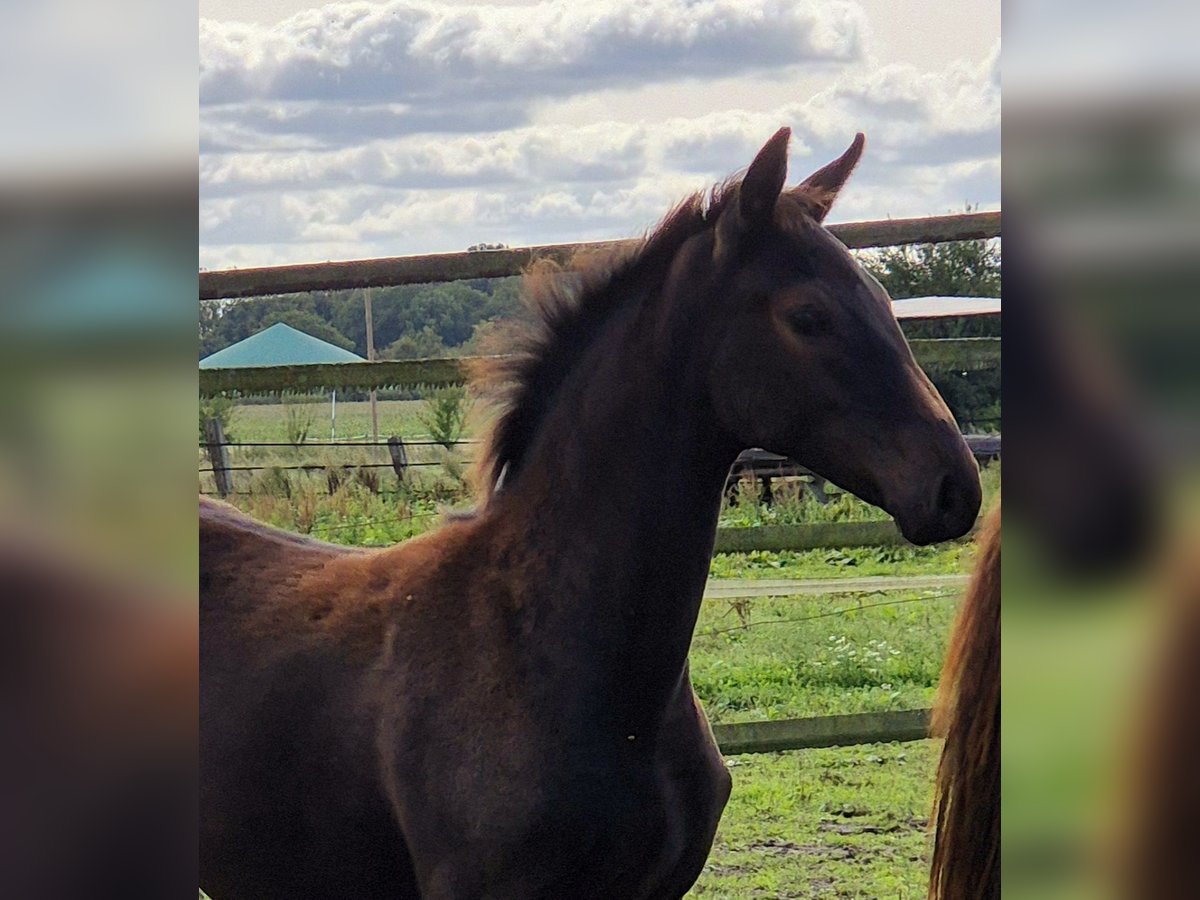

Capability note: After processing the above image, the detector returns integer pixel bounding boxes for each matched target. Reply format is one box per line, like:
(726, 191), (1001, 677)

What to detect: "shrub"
(284, 400), (315, 444)
(199, 395), (238, 441)
(418, 386), (473, 450)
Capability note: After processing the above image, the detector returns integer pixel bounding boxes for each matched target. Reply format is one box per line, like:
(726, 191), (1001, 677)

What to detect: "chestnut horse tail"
(928, 504), (1000, 900)
(1119, 549), (1200, 899)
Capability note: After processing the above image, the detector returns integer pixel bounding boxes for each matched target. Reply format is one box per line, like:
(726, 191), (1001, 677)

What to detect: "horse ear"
(715, 127), (790, 263)
(740, 126), (791, 225)
(794, 132), (865, 222)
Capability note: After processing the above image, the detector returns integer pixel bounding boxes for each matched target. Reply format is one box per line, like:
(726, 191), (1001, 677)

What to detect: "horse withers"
(201, 127), (981, 899)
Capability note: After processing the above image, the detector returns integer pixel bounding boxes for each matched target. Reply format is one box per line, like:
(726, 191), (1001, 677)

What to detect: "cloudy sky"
(199, 0), (999, 270)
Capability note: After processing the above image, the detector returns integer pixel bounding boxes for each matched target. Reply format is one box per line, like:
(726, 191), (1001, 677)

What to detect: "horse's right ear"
(794, 132), (865, 222)
(715, 127), (790, 263)
(740, 127), (791, 225)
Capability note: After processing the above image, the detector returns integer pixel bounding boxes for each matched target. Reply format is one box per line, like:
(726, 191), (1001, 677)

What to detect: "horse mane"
(468, 185), (726, 497)
(470, 177), (826, 500)
(929, 503), (1001, 900)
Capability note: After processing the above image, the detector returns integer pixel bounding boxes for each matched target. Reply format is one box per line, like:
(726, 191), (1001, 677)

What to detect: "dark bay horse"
(926, 256), (1165, 899)
(201, 128), (981, 899)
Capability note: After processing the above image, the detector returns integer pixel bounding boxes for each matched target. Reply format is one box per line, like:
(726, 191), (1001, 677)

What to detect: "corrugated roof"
(200, 322), (366, 368)
(893, 296), (1001, 319)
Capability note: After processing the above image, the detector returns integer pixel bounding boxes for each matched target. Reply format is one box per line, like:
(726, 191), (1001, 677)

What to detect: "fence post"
(807, 474), (830, 505)
(203, 417), (232, 498)
(387, 436), (408, 486)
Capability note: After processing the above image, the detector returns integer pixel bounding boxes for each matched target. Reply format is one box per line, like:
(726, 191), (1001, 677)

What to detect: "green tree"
(858, 234), (1002, 431)
(199, 395), (237, 441)
(199, 277), (528, 361)
(273, 310), (357, 351)
(380, 326), (450, 360)
(861, 238), (1000, 302)
(200, 294), (324, 358)
(459, 319), (507, 356)
(418, 386), (473, 449)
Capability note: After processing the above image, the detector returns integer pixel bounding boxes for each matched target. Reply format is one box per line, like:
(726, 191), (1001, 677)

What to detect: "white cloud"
(199, 2), (999, 269)
(201, 0), (865, 115)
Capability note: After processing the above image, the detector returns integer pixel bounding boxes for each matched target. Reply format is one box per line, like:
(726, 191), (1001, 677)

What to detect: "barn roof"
(892, 296), (1001, 319)
(200, 322), (365, 368)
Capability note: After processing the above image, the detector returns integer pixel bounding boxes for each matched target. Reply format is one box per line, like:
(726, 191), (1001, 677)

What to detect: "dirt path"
(702, 573), (967, 599)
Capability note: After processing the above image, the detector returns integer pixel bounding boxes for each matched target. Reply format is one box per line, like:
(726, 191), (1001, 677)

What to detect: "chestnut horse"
(200, 128), (982, 899)
(926, 248), (1165, 899)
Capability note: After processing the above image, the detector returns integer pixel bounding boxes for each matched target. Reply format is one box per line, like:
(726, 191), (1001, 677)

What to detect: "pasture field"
(692, 586), (957, 723)
(688, 586), (956, 896)
(227, 398), (433, 443)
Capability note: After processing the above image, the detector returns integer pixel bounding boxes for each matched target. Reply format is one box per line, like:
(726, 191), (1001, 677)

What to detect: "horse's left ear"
(715, 127), (790, 263)
(794, 132), (865, 222)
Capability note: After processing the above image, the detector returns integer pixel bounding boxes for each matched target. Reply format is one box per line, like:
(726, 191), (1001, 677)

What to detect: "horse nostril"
(935, 471), (961, 521)
(932, 465), (982, 538)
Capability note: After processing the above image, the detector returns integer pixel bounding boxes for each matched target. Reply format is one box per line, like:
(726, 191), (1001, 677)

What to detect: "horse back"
(200, 498), (424, 897)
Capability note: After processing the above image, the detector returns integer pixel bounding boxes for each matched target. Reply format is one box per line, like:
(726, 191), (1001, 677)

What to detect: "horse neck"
(494, 295), (737, 721)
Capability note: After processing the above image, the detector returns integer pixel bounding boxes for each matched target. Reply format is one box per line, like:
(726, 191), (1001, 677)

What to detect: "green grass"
(719, 464), (1000, 530)
(693, 742), (939, 898)
(709, 542), (974, 581)
(692, 589), (958, 724)
(225, 400), (432, 444)
(209, 400), (999, 532)
(226, 398), (435, 443)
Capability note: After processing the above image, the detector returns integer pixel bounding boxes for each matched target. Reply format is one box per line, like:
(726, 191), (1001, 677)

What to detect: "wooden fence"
(712, 708), (931, 755)
(200, 210), (999, 300)
(199, 337), (999, 396)
(198, 211), (994, 754)
(199, 210), (1000, 396)
(201, 336), (998, 396)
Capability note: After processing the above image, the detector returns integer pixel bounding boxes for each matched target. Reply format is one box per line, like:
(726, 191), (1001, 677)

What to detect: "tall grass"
(213, 460), (1000, 549)
(717, 464), (999, 530)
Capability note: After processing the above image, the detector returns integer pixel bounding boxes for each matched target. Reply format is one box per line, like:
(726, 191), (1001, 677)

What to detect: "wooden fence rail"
(715, 521), (912, 553)
(199, 211), (1001, 301)
(712, 708), (932, 755)
(199, 337), (1000, 397)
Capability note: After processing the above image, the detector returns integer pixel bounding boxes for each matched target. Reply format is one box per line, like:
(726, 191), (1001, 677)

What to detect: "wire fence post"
(387, 436), (408, 487)
(365, 287), (379, 441)
(203, 417), (233, 498)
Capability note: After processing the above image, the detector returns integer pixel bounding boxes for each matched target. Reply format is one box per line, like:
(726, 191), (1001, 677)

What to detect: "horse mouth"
(894, 471), (982, 546)
(898, 517), (969, 547)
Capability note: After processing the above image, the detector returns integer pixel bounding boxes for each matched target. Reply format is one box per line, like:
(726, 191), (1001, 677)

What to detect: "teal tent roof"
(200, 322), (366, 368)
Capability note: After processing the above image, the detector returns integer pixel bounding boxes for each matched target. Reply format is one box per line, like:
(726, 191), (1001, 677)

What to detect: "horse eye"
(786, 307), (828, 337)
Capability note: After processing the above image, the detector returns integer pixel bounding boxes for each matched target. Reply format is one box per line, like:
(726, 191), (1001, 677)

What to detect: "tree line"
(200, 277), (525, 362)
(200, 238), (1000, 429)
